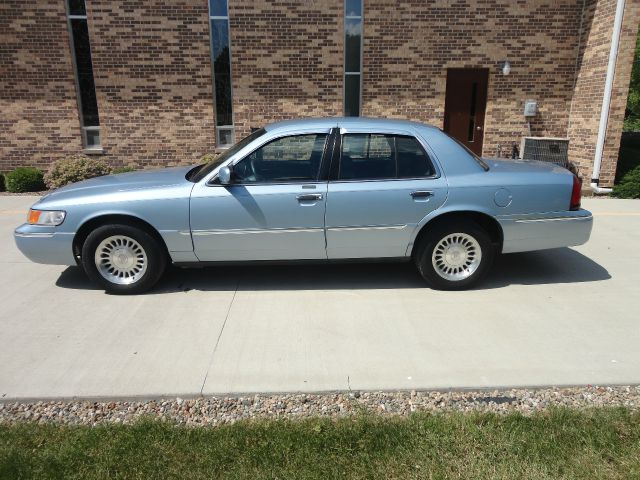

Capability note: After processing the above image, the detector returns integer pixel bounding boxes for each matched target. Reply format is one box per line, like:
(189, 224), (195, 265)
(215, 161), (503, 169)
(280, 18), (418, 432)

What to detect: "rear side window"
(339, 134), (435, 180)
(340, 134), (394, 180)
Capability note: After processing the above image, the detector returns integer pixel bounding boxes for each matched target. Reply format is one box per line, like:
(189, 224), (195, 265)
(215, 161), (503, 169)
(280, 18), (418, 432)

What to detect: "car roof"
(264, 117), (439, 132)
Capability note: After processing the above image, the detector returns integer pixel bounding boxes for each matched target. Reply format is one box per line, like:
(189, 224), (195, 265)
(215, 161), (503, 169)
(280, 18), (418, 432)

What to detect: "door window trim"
(330, 132), (441, 183)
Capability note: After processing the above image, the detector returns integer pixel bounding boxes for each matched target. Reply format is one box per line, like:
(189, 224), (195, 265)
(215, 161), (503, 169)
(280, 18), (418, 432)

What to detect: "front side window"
(190, 128), (266, 183)
(339, 134), (435, 180)
(233, 134), (328, 183)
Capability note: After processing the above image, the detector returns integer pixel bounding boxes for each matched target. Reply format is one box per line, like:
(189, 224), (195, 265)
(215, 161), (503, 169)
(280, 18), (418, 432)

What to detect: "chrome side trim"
(191, 227), (323, 236)
(327, 224), (407, 232)
(14, 232), (55, 238)
(515, 215), (593, 224)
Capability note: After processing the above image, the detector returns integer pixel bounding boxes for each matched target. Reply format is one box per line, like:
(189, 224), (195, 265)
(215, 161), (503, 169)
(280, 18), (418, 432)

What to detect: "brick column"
(567, 0), (640, 187)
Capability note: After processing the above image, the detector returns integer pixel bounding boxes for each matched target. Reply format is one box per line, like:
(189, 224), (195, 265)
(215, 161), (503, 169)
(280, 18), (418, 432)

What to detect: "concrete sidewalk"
(0, 196), (639, 400)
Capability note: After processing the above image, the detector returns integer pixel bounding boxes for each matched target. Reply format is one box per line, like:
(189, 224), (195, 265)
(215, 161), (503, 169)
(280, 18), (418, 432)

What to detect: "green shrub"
(0, 172), (5, 192)
(200, 153), (218, 164)
(612, 164), (640, 199)
(111, 166), (136, 174)
(5, 167), (46, 193)
(44, 155), (111, 189)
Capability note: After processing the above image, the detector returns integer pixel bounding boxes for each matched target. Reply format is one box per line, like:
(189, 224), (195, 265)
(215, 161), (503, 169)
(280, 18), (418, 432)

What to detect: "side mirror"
(218, 165), (232, 185)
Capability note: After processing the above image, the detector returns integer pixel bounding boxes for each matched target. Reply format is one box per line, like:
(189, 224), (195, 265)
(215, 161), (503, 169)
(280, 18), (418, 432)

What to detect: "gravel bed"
(1, 385), (639, 426)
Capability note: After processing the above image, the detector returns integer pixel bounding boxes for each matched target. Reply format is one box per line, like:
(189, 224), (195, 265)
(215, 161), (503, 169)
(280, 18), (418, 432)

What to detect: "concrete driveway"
(0, 196), (639, 401)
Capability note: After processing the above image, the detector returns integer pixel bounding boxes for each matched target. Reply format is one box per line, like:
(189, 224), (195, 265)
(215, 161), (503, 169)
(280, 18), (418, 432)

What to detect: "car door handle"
(410, 191), (434, 198)
(296, 193), (323, 201)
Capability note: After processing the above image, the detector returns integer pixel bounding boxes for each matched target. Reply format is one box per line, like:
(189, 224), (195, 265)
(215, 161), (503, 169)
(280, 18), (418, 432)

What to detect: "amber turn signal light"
(28, 209), (41, 224)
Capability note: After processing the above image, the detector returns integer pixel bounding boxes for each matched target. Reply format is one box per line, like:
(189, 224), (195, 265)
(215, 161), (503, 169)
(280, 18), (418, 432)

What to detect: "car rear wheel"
(81, 224), (166, 294)
(415, 221), (495, 290)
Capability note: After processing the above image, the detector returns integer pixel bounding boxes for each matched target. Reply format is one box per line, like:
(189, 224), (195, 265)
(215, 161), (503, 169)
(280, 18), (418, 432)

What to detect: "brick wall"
(229, 0), (343, 140)
(361, 0), (583, 159)
(567, 0), (640, 187)
(0, 0), (81, 170)
(1, 0), (638, 178)
(87, 0), (215, 168)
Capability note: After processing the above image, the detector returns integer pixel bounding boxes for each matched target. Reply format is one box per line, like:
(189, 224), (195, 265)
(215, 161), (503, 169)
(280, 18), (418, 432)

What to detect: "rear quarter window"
(396, 136), (435, 178)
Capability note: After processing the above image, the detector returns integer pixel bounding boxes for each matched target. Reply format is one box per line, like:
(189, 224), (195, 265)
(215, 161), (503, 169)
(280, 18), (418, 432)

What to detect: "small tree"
(44, 155), (111, 189)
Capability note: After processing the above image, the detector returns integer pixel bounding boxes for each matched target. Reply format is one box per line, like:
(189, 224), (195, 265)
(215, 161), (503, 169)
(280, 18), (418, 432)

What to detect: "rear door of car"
(325, 126), (447, 259)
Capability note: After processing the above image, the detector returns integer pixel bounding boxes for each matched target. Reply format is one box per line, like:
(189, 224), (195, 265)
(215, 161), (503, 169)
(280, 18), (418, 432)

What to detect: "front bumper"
(498, 209), (593, 254)
(14, 224), (77, 265)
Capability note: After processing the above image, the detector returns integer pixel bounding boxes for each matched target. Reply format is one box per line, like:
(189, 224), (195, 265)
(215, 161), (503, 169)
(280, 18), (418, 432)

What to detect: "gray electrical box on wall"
(524, 100), (537, 117)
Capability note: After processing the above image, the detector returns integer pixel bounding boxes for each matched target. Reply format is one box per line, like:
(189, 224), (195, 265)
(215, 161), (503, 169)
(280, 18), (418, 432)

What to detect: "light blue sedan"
(15, 118), (592, 294)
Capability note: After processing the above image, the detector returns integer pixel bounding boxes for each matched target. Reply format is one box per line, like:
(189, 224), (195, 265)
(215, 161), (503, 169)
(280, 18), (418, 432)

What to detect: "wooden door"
(443, 68), (489, 156)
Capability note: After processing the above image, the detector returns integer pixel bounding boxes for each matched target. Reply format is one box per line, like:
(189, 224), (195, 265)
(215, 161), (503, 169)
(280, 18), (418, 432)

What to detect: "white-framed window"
(66, 0), (101, 150)
(344, 0), (363, 117)
(209, 0), (235, 148)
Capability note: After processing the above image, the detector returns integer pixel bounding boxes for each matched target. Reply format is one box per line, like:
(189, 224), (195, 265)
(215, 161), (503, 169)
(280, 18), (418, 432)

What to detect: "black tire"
(415, 221), (495, 290)
(81, 224), (167, 294)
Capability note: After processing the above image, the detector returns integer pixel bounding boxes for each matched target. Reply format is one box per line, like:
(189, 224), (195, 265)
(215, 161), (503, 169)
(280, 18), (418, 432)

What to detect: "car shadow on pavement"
(481, 247), (610, 289)
(55, 247), (610, 293)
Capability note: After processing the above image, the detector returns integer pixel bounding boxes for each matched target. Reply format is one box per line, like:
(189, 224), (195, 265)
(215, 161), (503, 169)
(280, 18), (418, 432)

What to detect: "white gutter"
(591, 0), (626, 194)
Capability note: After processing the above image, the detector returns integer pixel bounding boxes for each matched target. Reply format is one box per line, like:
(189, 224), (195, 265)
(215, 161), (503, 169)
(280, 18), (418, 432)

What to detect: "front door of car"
(190, 131), (331, 261)
(325, 130), (447, 259)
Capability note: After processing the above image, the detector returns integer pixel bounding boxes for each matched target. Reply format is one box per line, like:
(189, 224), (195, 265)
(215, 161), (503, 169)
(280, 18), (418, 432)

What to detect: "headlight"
(28, 209), (66, 226)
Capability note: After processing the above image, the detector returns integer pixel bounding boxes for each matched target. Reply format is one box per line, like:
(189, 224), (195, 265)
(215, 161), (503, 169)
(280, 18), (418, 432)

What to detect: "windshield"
(188, 128), (267, 182)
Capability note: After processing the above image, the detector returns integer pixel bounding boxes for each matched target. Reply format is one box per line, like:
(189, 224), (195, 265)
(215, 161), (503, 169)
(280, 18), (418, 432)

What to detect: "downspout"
(591, 0), (626, 194)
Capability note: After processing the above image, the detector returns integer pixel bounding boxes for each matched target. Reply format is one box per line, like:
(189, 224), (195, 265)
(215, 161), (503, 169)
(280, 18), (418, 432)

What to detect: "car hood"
(42, 166), (195, 200)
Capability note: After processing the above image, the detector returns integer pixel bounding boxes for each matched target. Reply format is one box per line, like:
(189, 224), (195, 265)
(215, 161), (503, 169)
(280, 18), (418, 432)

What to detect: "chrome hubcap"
(432, 233), (482, 281)
(94, 235), (147, 285)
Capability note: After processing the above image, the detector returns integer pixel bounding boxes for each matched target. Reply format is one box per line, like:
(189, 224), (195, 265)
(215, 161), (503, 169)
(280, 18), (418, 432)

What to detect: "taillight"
(570, 175), (582, 211)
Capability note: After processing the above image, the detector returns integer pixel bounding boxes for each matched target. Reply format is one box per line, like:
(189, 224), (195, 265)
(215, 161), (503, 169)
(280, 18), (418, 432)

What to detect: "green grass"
(2, 408), (640, 479)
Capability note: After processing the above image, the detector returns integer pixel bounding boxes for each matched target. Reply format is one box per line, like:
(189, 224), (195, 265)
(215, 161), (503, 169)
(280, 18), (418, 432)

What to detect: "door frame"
(443, 67), (489, 156)
(189, 128), (336, 261)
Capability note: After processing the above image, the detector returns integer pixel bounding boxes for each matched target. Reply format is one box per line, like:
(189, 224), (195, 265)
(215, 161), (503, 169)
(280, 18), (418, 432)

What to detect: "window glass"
(344, 1), (362, 116)
(340, 134), (395, 180)
(67, 0), (100, 147)
(68, 0), (86, 16)
(190, 128), (266, 183)
(233, 134), (327, 183)
(339, 134), (435, 180)
(397, 136), (435, 178)
(344, 75), (360, 117)
(211, 19), (232, 127)
(217, 128), (234, 147)
(209, 0), (228, 17)
(85, 129), (100, 148)
(345, 19), (362, 73)
(345, 0), (362, 17)
(71, 19), (100, 127)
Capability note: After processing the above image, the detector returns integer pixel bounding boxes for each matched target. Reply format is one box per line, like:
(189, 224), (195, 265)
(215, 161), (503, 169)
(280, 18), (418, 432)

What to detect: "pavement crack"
(199, 279), (239, 395)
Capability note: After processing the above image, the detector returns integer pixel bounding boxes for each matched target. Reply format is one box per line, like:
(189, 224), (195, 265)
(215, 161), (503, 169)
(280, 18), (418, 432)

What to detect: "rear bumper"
(14, 224), (76, 265)
(498, 209), (593, 254)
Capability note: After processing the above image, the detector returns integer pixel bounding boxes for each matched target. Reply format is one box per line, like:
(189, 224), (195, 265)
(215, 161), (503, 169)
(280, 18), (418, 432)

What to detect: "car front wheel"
(415, 222), (495, 290)
(81, 224), (166, 294)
